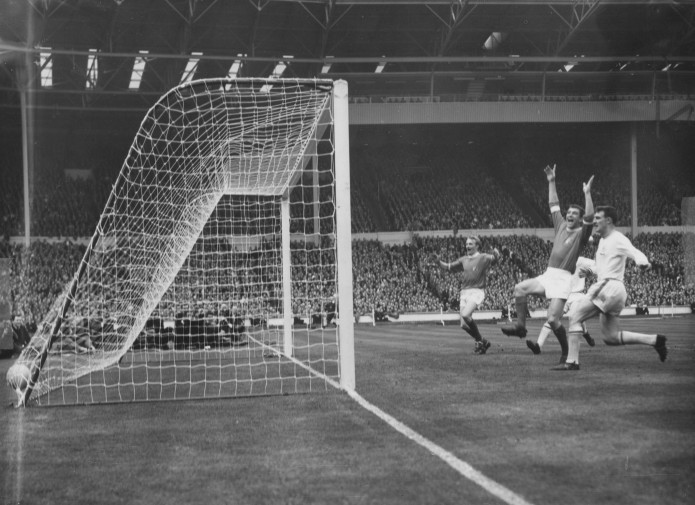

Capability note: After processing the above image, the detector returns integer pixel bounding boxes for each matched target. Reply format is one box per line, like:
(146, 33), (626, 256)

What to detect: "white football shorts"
(536, 267), (573, 300)
(587, 279), (627, 316)
(460, 288), (485, 313)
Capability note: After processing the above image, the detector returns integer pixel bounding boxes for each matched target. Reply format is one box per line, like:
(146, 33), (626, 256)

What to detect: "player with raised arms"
(555, 205), (668, 370)
(501, 164), (594, 364)
(431, 236), (500, 354)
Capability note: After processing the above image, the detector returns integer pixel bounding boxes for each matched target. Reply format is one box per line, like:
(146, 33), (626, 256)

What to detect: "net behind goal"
(8, 78), (354, 407)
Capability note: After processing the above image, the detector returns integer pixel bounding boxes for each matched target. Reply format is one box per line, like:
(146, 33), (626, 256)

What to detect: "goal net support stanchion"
(8, 78), (354, 406)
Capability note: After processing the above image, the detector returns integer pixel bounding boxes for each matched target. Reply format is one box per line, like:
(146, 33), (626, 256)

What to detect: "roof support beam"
(667, 3), (695, 56)
(428, 1), (477, 57)
(297, 0), (352, 63)
(28, 0), (68, 19)
(548, 0), (601, 58)
(248, 0), (274, 12)
(4, 44), (694, 66)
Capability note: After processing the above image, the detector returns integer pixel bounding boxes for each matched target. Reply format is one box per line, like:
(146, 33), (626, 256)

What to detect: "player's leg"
(592, 280), (668, 362)
(568, 293), (595, 346)
(601, 317), (668, 362)
(547, 297), (570, 362)
(552, 296), (600, 370)
(461, 290), (490, 354)
(528, 321), (551, 354)
(530, 296), (565, 355)
(501, 277), (544, 338)
(460, 300), (480, 339)
(461, 315), (483, 341)
(538, 269), (574, 362)
(528, 301), (560, 355)
(581, 322), (595, 346)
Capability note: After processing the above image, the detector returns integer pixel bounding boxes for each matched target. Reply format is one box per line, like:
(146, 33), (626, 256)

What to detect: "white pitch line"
(270, 340), (535, 505)
(345, 388), (535, 505)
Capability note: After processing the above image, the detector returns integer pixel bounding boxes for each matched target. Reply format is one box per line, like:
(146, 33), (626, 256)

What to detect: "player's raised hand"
(544, 164), (556, 181)
(583, 175), (594, 194)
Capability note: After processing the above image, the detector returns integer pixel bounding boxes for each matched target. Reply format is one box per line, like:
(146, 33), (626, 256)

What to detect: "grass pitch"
(1, 316), (694, 505)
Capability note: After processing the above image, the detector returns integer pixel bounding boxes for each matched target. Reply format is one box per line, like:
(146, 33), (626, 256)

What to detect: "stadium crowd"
(1, 124), (692, 338)
(2, 231), (691, 331)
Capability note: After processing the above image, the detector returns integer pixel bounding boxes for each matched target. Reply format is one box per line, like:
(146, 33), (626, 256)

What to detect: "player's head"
(466, 236), (481, 254)
(565, 204), (585, 229)
(594, 205), (618, 236)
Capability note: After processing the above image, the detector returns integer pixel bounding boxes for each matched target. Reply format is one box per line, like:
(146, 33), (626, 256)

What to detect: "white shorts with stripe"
(536, 267), (573, 300)
(587, 279), (627, 316)
(459, 288), (485, 314)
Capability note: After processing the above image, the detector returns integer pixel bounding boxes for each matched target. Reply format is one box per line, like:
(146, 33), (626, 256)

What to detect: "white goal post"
(7, 78), (354, 406)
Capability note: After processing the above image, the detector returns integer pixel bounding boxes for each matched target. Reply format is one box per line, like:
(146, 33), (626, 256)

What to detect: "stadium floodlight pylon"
(8, 78), (354, 407)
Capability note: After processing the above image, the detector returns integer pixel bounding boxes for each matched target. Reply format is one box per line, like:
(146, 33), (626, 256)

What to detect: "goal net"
(8, 78), (354, 406)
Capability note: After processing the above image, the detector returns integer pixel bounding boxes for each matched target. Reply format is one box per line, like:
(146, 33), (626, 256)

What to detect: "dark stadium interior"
(1, 0), (695, 106)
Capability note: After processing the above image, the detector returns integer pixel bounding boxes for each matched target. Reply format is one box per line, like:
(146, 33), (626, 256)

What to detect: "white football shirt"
(594, 230), (649, 282)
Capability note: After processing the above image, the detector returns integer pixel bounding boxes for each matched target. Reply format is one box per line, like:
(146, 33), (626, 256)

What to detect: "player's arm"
(545, 164), (560, 210)
(431, 253), (462, 272)
(545, 164), (565, 232)
(632, 248), (651, 270)
(582, 175), (595, 222)
(620, 238), (651, 270)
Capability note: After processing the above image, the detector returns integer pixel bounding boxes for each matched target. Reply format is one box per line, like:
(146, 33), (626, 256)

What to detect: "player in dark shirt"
(432, 236), (500, 354)
(501, 165), (594, 363)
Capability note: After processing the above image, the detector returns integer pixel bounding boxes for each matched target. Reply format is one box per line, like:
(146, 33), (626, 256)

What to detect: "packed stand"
(510, 132), (687, 227)
(351, 144), (534, 232)
(1, 134), (692, 237)
(352, 239), (441, 317)
(5, 233), (691, 337)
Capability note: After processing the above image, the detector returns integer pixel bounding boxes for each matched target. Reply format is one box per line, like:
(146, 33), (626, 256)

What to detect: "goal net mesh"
(13, 78), (345, 406)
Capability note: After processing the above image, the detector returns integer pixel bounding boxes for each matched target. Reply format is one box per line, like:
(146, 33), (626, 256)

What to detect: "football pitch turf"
(1, 316), (693, 505)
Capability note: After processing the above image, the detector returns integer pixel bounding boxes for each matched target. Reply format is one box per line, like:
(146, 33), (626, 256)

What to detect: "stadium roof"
(1, 0), (694, 110)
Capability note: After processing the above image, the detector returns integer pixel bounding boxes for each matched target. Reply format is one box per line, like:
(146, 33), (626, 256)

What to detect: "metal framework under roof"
(0, 0), (694, 111)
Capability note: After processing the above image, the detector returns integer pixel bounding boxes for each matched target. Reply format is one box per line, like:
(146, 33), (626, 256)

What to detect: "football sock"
(620, 330), (657, 346)
(515, 297), (528, 327)
(462, 317), (483, 341)
(537, 322), (552, 348)
(551, 322), (569, 357)
(566, 331), (581, 364)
